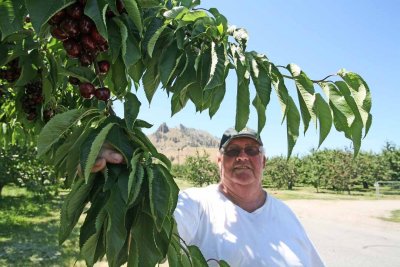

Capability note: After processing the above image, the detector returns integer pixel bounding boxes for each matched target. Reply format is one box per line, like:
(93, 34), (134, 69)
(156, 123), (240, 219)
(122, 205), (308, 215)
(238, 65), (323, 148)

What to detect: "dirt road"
(285, 199), (400, 267)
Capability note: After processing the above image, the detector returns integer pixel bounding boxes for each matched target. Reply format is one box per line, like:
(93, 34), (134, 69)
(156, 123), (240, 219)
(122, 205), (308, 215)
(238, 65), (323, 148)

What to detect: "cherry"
(63, 39), (81, 58)
(79, 82), (95, 98)
(78, 0), (87, 6)
(50, 26), (69, 41)
(97, 60), (110, 74)
(91, 29), (107, 44)
(79, 53), (94, 66)
(81, 35), (97, 52)
(66, 4), (84, 20)
(68, 76), (80, 85)
(94, 87), (110, 101)
(61, 18), (80, 38)
(49, 10), (66, 25)
(79, 16), (94, 34)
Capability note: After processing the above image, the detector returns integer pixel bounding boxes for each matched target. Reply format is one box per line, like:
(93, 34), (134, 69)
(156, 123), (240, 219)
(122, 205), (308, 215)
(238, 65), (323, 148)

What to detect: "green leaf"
(14, 59), (39, 87)
(286, 97), (300, 158)
(209, 83), (226, 118)
(235, 52), (250, 131)
(25, 0), (74, 34)
(124, 92), (141, 130)
(124, 30), (141, 68)
(319, 82), (353, 138)
(0, 0), (25, 40)
(314, 93), (332, 147)
(37, 109), (85, 157)
(160, 41), (180, 86)
(84, 123), (116, 181)
(127, 154), (143, 205)
(85, 0), (108, 40)
(105, 183), (128, 267)
(338, 70), (372, 134)
(204, 42), (226, 90)
(147, 164), (170, 231)
(107, 18), (122, 64)
(249, 53), (272, 133)
(163, 6), (188, 19)
(181, 10), (208, 22)
(111, 56), (129, 97)
(142, 55), (161, 104)
(142, 17), (164, 57)
(287, 63), (315, 134)
(188, 245), (208, 266)
(125, 0), (143, 34)
(130, 212), (164, 267)
(114, 17), (128, 65)
(59, 175), (95, 244)
(156, 163), (179, 214)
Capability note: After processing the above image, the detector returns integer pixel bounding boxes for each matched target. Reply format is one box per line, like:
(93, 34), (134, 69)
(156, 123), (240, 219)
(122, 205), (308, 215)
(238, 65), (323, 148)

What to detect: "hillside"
(147, 123), (220, 164)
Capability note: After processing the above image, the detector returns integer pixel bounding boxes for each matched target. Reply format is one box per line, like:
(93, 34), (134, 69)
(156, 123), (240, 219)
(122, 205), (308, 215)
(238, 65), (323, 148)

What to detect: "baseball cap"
(219, 127), (263, 150)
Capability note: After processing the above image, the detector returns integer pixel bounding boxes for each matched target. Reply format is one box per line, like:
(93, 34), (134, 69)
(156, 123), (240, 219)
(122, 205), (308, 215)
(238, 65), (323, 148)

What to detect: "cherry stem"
(93, 58), (105, 88)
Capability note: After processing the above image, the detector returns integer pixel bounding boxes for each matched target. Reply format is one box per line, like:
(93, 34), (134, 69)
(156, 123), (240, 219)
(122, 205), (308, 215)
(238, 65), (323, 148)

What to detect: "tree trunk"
(0, 183), (4, 198)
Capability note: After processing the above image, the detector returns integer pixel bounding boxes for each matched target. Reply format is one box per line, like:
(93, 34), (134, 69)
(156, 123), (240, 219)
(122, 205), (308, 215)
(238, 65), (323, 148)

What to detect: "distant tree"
(381, 142), (400, 181)
(181, 150), (219, 187)
(263, 156), (300, 190)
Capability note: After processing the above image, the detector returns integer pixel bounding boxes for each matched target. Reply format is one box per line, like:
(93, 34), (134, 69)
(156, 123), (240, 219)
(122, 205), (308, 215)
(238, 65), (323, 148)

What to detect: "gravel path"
(285, 199), (400, 267)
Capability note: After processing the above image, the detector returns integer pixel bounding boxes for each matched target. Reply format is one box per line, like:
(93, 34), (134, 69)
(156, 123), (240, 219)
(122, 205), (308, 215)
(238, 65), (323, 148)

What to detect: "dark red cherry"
(61, 18), (80, 38)
(49, 10), (66, 25)
(66, 4), (84, 20)
(94, 87), (110, 101)
(97, 60), (110, 74)
(68, 76), (80, 85)
(79, 16), (94, 34)
(50, 26), (69, 40)
(79, 82), (95, 99)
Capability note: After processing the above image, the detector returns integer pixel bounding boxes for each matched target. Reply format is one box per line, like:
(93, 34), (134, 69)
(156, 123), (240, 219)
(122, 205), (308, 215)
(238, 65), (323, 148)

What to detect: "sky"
(116, 0), (400, 157)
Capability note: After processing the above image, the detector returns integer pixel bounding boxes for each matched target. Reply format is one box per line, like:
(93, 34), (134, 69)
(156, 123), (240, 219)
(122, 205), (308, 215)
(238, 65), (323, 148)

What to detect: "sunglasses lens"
(224, 146), (260, 157)
(224, 148), (241, 157)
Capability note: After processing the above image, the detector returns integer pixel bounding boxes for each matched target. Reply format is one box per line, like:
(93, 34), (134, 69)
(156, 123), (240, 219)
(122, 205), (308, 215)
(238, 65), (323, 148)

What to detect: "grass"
(0, 186), (87, 267)
(1, 181), (398, 266)
(380, 210), (400, 223)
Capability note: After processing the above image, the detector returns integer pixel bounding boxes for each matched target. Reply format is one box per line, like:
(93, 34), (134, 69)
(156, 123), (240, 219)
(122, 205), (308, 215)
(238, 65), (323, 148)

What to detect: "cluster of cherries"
(0, 59), (21, 83)
(21, 81), (54, 122)
(48, 0), (126, 101)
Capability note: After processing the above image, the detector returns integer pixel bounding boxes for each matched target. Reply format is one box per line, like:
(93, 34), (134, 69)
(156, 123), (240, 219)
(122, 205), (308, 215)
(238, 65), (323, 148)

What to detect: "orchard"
(0, 0), (372, 266)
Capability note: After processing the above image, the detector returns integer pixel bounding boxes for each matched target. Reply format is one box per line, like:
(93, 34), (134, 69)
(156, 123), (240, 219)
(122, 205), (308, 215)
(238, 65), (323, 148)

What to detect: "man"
(93, 127), (324, 266)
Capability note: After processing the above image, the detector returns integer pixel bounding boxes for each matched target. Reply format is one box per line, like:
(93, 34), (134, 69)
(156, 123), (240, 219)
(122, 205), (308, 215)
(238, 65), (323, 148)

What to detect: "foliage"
(0, 0), (374, 266)
(0, 145), (60, 197)
(381, 142), (400, 181)
(263, 145), (400, 194)
(263, 156), (300, 190)
(174, 150), (219, 186)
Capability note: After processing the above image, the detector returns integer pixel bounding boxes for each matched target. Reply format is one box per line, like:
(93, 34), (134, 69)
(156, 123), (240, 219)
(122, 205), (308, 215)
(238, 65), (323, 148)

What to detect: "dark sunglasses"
(222, 145), (262, 157)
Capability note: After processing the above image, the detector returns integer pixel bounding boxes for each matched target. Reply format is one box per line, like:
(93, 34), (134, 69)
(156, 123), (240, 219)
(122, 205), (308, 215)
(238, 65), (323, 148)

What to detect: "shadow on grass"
(0, 194), (83, 266)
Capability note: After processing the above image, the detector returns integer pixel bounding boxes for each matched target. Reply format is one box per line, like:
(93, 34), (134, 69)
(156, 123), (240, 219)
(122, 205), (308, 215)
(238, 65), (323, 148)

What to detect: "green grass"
(380, 210), (400, 223)
(0, 186), (88, 267)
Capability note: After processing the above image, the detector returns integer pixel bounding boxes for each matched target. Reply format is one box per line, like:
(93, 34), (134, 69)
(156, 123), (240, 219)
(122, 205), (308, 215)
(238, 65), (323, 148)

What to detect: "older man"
(92, 127), (324, 266)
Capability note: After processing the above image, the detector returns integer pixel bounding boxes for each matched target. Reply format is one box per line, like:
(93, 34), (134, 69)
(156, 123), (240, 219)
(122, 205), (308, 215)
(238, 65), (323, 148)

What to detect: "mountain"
(147, 123), (220, 164)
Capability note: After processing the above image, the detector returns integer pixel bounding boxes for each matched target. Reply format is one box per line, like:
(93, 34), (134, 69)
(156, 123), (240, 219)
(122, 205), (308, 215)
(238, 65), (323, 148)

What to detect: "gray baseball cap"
(219, 127), (263, 149)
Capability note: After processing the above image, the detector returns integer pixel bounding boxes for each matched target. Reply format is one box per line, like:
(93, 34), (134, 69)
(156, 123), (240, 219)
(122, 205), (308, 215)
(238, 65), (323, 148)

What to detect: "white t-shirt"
(174, 184), (325, 267)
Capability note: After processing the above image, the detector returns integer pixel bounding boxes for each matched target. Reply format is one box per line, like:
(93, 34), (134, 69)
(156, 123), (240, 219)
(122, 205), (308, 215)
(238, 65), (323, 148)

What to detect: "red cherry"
(78, 0), (87, 6)
(81, 35), (97, 52)
(27, 112), (37, 121)
(63, 39), (81, 58)
(43, 109), (54, 122)
(66, 4), (84, 20)
(91, 29), (107, 44)
(94, 87), (110, 101)
(61, 18), (80, 38)
(49, 10), (66, 25)
(50, 26), (69, 41)
(117, 0), (127, 14)
(79, 16), (94, 34)
(97, 60), (110, 74)
(79, 82), (95, 98)
(79, 53), (94, 66)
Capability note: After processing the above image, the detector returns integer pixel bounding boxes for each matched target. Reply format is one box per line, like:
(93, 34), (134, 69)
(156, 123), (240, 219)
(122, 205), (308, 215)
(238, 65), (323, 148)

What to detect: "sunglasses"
(222, 145), (262, 157)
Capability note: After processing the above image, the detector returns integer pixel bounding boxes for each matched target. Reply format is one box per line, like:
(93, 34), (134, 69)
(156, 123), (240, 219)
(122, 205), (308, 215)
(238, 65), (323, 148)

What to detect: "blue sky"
(116, 0), (400, 157)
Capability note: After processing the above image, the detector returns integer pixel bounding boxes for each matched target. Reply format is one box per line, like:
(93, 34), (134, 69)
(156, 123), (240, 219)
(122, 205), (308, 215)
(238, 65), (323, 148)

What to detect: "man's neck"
(218, 183), (266, 212)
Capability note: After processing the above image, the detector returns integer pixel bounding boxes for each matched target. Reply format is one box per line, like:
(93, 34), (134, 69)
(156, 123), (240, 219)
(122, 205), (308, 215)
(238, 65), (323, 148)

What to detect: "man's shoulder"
(178, 184), (220, 201)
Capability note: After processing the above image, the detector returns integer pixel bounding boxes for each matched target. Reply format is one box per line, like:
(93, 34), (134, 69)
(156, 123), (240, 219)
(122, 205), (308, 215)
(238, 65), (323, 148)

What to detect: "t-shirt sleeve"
(173, 189), (201, 244)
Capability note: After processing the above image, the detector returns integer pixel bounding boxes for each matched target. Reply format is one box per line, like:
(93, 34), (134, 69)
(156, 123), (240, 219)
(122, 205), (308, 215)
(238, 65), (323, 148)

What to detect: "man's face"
(218, 137), (266, 187)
